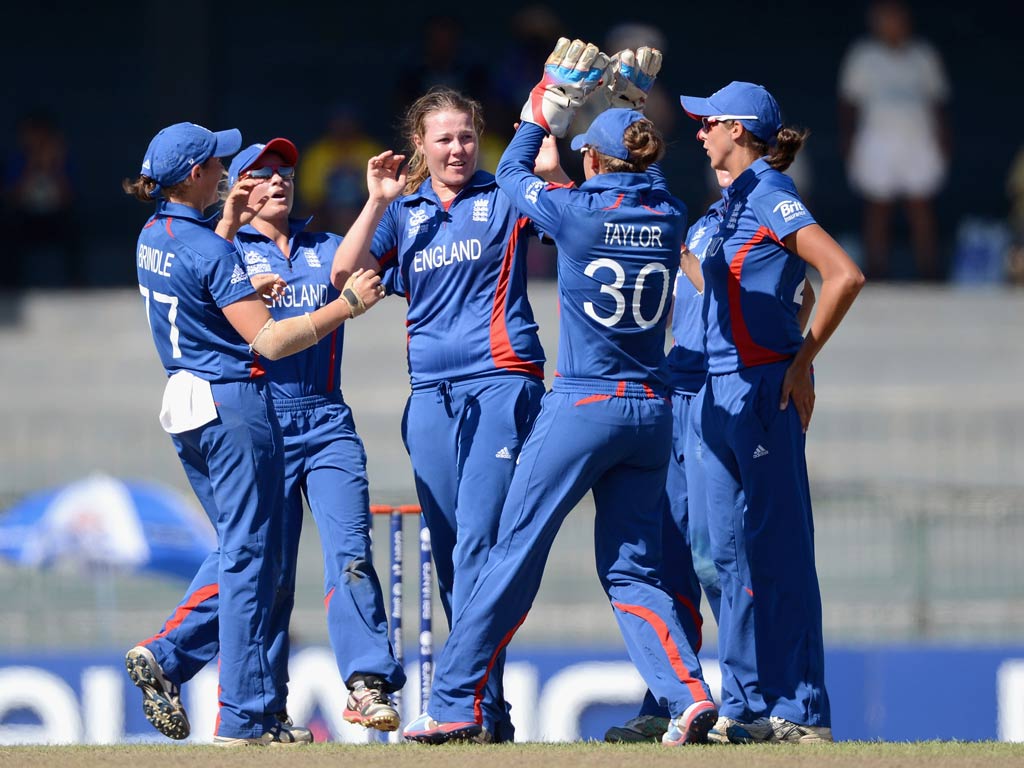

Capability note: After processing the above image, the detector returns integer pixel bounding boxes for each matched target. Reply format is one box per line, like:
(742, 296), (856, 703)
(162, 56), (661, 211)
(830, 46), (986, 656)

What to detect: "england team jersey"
(702, 159), (813, 374)
(370, 171), (545, 387)
(235, 218), (345, 399)
(496, 123), (685, 392)
(666, 198), (726, 393)
(135, 201), (258, 382)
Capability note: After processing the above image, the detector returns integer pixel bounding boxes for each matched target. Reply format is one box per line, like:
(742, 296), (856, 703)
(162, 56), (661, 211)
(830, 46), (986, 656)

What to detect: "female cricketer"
(123, 122), (382, 746)
(679, 81), (864, 744)
(330, 87), (549, 742)
(403, 40), (719, 748)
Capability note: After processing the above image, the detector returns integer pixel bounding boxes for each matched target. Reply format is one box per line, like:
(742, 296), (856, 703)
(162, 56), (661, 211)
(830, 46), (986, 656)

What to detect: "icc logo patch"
(408, 208), (430, 237)
(772, 199), (808, 224)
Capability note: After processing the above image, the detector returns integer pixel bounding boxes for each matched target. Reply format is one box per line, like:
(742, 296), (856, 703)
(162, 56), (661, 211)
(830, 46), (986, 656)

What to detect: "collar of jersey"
(402, 169), (496, 206)
(236, 215), (314, 241)
(155, 199), (220, 225)
(727, 157), (773, 198)
(579, 171), (657, 194)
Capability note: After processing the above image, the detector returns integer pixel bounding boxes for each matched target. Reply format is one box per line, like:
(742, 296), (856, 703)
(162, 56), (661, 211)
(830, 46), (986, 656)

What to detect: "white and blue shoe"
(402, 712), (485, 744)
(661, 700), (718, 746)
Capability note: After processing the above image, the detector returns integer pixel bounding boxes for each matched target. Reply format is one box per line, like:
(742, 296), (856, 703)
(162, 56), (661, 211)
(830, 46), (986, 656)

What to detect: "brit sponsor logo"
(301, 248), (321, 268)
(524, 180), (544, 204)
(472, 199), (489, 222)
(408, 208), (430, 237)
(772, 199), (808, 223)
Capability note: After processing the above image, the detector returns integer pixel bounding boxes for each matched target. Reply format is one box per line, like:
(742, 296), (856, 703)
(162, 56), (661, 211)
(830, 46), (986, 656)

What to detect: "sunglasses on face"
(701, 115), (759, 133)
(243, 165), (295, 181)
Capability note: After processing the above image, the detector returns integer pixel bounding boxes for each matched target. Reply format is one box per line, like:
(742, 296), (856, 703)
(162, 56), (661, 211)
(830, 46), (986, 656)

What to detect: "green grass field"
(3, 742), (1024, 768)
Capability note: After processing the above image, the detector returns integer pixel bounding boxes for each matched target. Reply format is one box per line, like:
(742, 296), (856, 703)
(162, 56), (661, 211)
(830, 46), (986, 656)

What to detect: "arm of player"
(496, 122), (568, 235)
(223, 268), (385, 360)
(780, 224), (865, 431)
(330, 150), (407, 290)
(679, 243), (703, 293)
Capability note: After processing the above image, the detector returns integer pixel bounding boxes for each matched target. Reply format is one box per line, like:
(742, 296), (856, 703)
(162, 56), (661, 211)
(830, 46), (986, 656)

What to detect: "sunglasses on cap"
(242, 165), (295, 181)
(701, 115), (758, 132)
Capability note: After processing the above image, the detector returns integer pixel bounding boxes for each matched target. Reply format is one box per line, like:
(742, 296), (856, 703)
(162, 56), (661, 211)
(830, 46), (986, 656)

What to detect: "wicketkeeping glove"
(604, 46), (662, 112)
(521, 37), (610, 137)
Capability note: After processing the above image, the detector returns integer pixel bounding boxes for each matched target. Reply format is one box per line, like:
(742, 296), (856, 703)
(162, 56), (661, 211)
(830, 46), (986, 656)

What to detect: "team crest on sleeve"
(524, 180), (544, 204)
(472, 199), (489, 222)
(772, 199), (808, 223)
(301, 248), (321, 268)
(242, 249), (272, 276)
(408, 208), (430, 237)
(230, 264), (249, 284)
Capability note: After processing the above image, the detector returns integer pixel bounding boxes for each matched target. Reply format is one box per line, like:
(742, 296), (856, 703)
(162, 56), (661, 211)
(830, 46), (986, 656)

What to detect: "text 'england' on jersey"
(135, 201), (260, 383)
(368, 171), (545, 386)
(234, 219), (346, 398)
(702, 159), (814, 374)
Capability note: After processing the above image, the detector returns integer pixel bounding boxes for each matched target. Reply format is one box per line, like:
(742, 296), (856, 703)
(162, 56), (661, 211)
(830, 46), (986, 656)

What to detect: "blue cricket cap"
(227, 138), (300, 187)
(140, 122), (242, 188)
(570, 108), (646, 161)
(679, 81), (783, 144)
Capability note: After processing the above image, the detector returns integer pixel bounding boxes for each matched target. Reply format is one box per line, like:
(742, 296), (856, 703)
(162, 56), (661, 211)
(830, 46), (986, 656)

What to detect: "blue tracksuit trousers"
(427, 382), (712, 727)
(701, 361), (830, 727)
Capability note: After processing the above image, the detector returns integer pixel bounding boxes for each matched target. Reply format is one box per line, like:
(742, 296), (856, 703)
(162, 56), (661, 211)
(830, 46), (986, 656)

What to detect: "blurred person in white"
(838, 0), (951, 281)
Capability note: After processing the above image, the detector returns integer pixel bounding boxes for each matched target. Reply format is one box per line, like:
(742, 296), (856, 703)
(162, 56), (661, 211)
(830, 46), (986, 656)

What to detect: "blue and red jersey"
(369, 171), (545, 387)
(496, 122), (685, 393)
(702, 159), (813, 374)
(666, 198), (726, 393)
(135, 201), (258, 382)
(235, 218), (345, 400)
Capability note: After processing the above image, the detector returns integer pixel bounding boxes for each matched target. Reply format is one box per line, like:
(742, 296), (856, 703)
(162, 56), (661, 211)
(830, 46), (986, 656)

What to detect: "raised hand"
(605, 46), (662, 111)
(341, 267), (386, 318)
(216, 177), (269, 241)
(520, 37), (610, 137)
(366, 150), (408, 203)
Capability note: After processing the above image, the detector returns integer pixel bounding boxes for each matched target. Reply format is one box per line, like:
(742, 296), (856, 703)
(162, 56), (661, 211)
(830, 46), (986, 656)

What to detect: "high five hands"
(520, 38), (663, 138)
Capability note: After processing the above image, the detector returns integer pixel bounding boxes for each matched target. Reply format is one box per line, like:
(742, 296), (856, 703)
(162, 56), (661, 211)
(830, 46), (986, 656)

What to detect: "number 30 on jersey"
(583, 258), (671, 330)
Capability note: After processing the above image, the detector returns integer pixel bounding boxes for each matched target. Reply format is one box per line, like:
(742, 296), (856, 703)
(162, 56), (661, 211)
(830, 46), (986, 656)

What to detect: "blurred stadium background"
(1, 0), (1022, 744)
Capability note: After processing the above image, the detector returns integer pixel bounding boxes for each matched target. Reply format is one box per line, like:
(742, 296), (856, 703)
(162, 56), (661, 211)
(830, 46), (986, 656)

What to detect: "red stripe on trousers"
(612, 601), (707, 702)
(473, 611), (530, 724)
(139, 583), (219, 645)
(674, 592), (704, 653)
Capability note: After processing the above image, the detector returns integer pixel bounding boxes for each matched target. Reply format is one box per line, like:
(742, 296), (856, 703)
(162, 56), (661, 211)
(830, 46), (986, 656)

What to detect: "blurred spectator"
(394, 14), (491, 111)
(298, 105), (384, 234)
(1005, 147), (1024, 285)
(3, 108), (81, 287)
(838, 0), (951, 281)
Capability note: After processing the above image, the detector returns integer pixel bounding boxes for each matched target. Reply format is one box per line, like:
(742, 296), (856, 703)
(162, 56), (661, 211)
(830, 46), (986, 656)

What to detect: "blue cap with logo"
(679, 81), (782, 144)
(227, 138), (300, 187)
(140, 122), (242, 194)
(570, 108), (646, 161)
